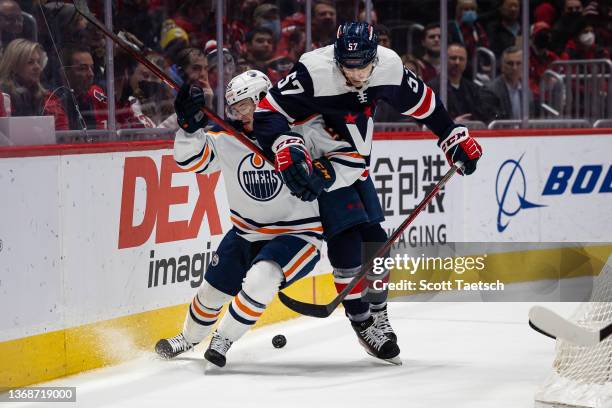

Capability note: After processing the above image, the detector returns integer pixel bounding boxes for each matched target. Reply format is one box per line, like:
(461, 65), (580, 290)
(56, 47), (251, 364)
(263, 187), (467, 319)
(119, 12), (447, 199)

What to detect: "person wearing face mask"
(449, 0), (489, 63)
(486, 0), (521, 58)
(551, 0), (585, 54)
(561, 18), (610, 60)
(529, 22), (561, 101)
(253, 3), (282, 41)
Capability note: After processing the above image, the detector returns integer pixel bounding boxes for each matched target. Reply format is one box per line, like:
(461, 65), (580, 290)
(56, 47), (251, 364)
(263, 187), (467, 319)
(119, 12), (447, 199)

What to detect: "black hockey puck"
(272, 334), (287, 348)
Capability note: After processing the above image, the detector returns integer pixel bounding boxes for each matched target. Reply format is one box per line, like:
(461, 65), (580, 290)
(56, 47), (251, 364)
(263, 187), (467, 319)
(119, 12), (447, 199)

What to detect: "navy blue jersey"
(257, 45), (454, 161)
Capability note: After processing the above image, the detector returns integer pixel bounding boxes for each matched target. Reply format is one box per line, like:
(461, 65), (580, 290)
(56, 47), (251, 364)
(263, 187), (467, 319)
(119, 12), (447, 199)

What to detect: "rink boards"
(0, 129), (611, 388)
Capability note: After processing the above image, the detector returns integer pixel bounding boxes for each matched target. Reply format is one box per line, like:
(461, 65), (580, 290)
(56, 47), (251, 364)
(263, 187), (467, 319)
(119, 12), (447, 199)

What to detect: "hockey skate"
(155, 333), (196, 359)
(204, 332), (233, 368)
(372, 305), (397, 343)
(352, 316), (401, 365)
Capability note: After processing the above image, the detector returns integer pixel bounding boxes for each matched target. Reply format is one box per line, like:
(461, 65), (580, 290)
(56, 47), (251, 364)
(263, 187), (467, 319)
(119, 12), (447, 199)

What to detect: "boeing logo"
(495, 154), (545, 233)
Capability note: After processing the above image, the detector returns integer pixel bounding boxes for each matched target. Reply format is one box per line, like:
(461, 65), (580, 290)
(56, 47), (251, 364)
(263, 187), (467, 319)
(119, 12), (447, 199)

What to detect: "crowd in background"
(0, 0), (610, 137)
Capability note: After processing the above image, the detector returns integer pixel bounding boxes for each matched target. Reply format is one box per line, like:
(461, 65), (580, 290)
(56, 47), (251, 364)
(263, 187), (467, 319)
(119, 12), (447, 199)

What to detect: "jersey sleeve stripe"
(176, 144), (206, 167)
(402, 85), (434, 119)
(183, 144), (211, 172)
(411, 86), (436, 119)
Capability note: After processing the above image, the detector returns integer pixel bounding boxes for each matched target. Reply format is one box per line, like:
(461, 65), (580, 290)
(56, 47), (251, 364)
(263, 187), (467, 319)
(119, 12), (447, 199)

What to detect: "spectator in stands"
(486, 0), (521, 58)
(449, 0), (489, 62)
(419, 23), (441, 83)
(529, 22), (560, 101)
(482, 46), (534, 120)
(227, 0), (262, 57)
(581, 1), (611, 51)
(253, 3), (281, 41)
(0, 39), (68, 130)
(171, 0), (213, 48)
(204, 41), (236, 109)
(312, 0), (337, 48)
(243, 27), (276, 78)
(592, 2), (612, 52)
(533, 0), (558, 26)
(159, 47), (214, 129)
(160, 20), (190, 84)
(0, 0), (24, 49)
(551, 0), (584, 54)
(127, 52), (174, 126)
(40, 2), (89, 89)
(375, 24), (391, 49)
(85, 25), (107, 89)
(205, 41), (237, 92)
(285, 28), (306, 64)
(428, 43), (491, 122)
(61, 44), (110, 130)
(561, 18), (610, 60)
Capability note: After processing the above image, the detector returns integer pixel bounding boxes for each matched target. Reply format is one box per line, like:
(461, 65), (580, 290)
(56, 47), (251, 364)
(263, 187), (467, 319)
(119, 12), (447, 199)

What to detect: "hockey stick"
(72, 0), (272, 164)
(278, 162), (462, 318)
(529, 305), (612, 346)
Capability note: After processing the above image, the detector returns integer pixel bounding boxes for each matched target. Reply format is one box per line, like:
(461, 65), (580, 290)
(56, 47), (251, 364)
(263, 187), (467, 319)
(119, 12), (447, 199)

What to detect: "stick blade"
(529, 306), (599, 346)
(277, 292), (332, 318)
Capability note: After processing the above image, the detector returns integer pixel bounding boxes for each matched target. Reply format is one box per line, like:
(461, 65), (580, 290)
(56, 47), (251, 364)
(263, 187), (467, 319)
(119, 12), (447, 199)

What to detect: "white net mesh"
(535, 256), (612, 408)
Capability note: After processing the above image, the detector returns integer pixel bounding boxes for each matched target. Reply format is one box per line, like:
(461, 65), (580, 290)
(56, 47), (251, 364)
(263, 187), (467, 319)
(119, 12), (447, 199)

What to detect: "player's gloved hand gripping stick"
(72, 0), (272, 165)
(278, 162), (464, 318)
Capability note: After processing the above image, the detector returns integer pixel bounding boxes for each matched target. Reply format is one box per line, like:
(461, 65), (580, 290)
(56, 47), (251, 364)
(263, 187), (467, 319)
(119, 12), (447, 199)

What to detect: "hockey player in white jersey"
(154, 70), (322, 367)
(255, 22), (482, 362)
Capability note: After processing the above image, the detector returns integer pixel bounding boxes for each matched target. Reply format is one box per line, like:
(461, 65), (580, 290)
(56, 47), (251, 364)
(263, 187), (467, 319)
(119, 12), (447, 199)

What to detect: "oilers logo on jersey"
(237, 153), (282, 201)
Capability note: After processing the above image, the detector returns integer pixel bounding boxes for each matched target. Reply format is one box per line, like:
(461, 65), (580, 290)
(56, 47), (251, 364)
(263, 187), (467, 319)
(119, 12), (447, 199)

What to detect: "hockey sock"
(183, 280), (231, 344)
(334, 265), (370, 322)
(360, 222), (390, 309)
(328, 227), (370, 322)
(216, 260), (283, 342)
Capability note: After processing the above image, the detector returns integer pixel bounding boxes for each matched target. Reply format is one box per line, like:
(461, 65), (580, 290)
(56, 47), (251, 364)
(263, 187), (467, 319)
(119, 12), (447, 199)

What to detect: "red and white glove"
(438, 126), (482, 175)
(273, 133), (313, 198)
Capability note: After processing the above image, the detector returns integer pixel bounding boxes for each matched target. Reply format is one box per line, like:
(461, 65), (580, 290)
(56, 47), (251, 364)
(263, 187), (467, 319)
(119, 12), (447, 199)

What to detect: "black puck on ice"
(272, 334), (287, 348)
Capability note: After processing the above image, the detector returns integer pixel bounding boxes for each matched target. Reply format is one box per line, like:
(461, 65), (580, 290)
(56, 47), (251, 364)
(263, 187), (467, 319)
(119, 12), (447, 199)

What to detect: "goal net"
(535, 256), (612, 408)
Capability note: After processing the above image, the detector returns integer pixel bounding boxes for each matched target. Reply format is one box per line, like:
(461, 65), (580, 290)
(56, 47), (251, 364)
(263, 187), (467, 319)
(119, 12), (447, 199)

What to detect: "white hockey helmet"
(225, 70), (272, 106)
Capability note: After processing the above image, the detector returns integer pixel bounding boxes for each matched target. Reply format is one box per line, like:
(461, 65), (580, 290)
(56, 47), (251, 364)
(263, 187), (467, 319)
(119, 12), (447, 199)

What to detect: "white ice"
(3, 301), (579, 408)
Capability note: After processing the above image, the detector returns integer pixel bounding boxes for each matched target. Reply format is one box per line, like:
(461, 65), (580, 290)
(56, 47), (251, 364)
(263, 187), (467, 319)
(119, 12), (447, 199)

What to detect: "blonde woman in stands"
(0, 38), (68, 130)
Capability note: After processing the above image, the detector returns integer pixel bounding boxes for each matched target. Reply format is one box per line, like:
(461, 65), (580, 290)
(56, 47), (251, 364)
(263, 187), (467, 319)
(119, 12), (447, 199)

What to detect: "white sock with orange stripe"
(217, 260), (283, 342)
(183, 280), (231, 344)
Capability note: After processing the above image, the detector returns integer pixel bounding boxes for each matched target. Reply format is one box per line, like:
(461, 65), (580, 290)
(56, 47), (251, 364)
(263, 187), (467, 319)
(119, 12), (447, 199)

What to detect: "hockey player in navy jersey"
(154, 71), (323, 367)
(255, 22), (483, 362)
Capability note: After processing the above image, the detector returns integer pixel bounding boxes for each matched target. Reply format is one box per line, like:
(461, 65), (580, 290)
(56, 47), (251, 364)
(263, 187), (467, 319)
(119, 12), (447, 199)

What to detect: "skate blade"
(366, 350), (402, 365)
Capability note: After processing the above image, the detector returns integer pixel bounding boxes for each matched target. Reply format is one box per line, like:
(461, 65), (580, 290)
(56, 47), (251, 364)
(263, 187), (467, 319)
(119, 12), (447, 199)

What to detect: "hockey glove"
(273, 133), (313, 196)
(438, 125), (482, 175)
(297, 157), (337, 202)
(175, 83), (208, 133)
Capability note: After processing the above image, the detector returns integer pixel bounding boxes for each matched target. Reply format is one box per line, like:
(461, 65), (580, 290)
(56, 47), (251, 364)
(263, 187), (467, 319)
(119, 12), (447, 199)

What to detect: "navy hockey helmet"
(334, 22), (378, 69)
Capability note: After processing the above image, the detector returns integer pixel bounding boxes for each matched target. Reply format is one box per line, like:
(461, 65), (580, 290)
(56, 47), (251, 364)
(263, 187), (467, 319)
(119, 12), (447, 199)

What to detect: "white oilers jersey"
(259, 45), (438, 163)
(174, 125), (322, 247)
